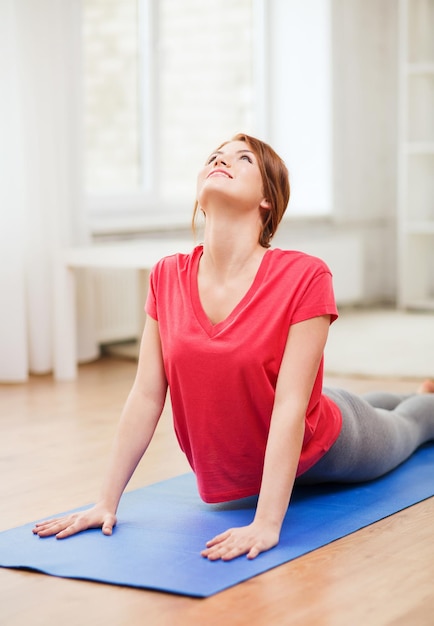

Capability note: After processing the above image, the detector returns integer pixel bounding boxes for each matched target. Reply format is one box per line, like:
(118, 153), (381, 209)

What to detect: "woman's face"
(196, 140), (269, 213)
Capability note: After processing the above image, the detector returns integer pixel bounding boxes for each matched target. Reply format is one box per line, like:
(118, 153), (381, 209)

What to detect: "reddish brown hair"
(192, 133), (290, 248)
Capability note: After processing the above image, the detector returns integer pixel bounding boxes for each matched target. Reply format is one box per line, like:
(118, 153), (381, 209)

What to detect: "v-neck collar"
(190, 245), (271, 338)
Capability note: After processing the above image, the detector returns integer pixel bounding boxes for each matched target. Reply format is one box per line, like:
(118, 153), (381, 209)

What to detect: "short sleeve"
(291, 270), (338, 326)
(145, 265), (158, 320)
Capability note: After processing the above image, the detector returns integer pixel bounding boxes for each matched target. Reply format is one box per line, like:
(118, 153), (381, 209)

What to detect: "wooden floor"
(1, 357), (433, 626)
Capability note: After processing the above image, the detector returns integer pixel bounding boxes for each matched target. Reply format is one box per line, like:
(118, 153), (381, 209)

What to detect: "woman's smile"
(207, 169), (233, 179)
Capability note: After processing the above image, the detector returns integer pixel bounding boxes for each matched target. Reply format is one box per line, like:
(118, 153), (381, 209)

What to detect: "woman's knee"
(361, 391), (410, 411)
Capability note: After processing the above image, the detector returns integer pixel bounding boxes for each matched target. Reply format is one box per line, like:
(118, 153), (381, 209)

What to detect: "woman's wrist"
(97, 494), (119, 514)
(253, 509), (285, 534)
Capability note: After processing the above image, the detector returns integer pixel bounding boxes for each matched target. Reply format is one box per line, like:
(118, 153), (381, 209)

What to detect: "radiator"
(92, 268), (141, 344)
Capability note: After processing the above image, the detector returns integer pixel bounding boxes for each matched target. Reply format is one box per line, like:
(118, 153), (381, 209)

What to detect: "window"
(83, 0), (145, 193)
(82, 0), (331, 233)
(83, 0), (256, 232)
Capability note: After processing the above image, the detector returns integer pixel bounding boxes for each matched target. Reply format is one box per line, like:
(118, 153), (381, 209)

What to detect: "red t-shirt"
(146, 245), (341, 503)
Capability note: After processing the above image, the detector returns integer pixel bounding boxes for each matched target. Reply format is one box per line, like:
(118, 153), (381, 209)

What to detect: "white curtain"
(0, 0), (95, 382)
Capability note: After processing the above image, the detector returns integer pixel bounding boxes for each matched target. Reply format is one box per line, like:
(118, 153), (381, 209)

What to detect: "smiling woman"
(198, 144), (269, 219)
(193, 133), (290, 249)
(33, 134), (434, 564)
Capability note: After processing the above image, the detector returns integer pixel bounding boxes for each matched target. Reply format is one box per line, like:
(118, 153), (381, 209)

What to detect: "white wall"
(271, 0), (399, 305)
(268, 0), (332, 216)
(0, 0), (94, 380)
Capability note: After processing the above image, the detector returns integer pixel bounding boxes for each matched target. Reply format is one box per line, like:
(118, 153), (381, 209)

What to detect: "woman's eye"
(240, 154), (253, 163)
(206, 155), (217, 165)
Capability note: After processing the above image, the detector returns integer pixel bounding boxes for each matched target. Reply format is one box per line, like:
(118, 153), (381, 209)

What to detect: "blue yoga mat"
(1, 444), (433, 597)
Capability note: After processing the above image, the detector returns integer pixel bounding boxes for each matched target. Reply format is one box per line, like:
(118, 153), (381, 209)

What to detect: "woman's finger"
(32, 516), (76, 536)
(54, 519), (89, 539)
(204, 529), (231, 547)
(101, 514), (116, 535)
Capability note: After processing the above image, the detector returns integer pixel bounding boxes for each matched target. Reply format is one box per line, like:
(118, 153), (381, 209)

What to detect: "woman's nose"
(215, 154), (230, 167)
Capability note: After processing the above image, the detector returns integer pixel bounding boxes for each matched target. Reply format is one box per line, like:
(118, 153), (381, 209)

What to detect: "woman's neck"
(200, 214), (266, 281)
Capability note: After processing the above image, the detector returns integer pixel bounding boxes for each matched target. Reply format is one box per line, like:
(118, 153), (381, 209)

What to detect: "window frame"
(86, 0), (163, 234)
(86, 0), (332, 236)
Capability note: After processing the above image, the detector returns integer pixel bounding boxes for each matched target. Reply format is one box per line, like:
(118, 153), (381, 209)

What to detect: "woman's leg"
(300, 387), (434, 484)
(361, 390), (411, 410)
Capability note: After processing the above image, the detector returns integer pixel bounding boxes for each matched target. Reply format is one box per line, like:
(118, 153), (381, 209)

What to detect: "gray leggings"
(299, 388), (434, 484)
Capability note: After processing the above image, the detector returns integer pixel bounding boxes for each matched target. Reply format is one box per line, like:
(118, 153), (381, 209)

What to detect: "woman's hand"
(201, 521), (280, 561)
(32, 503), (117, 539)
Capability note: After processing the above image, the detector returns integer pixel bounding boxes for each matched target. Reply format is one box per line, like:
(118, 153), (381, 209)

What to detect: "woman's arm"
(33, 315), (168, 539)
(202, 314), (331, 560)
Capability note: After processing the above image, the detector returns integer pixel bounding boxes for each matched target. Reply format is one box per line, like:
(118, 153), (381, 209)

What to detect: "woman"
(33, 134), (434, 561)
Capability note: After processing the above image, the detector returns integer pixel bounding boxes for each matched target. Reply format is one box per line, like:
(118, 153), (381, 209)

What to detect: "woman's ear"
(260, 198), (271, 210)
